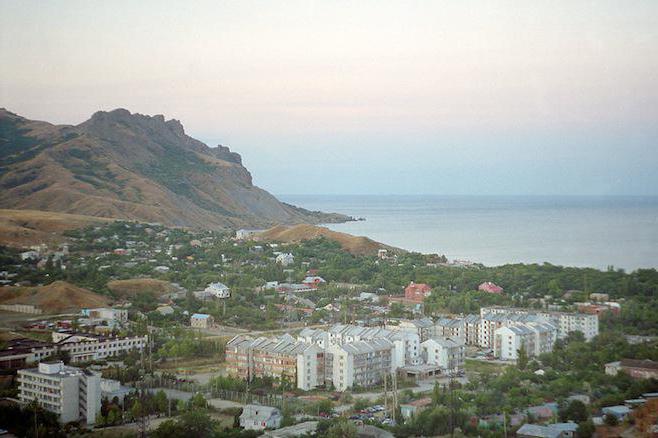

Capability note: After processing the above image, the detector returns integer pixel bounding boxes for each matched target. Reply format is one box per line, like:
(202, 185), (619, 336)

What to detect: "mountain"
(0, 108), (350, 229)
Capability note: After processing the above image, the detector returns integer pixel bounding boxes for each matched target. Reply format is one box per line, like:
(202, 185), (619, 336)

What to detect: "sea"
(279, 195), (658, 271)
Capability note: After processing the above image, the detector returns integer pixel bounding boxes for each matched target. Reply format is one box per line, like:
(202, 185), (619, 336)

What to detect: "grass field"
(464, 358), (509, 375)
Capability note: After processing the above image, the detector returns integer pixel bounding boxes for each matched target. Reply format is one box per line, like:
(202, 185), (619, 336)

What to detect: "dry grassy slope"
(0, 208), (112, 248)
(0, 281), (109, 314)
(107, 278), (176, 298)
(257, 224), (400, 256)
(0, 108), (349, 230)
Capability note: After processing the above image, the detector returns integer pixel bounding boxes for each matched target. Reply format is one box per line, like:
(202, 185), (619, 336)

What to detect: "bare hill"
(0, 208), (111, 248)
(0, 281), (110, 314)
(107, 278), (177, 298)
(0, 108), (350, 230)
(257, 224), (399, 256)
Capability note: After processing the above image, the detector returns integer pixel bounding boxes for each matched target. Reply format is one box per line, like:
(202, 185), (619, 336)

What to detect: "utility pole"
(383, 372), (388, 414)
(33, 401), (38, 438)
(449, 375), (455, 438)
(503, 410), (508, 438)
(392, 371), (398, 424)
(284, 269), (294, 325)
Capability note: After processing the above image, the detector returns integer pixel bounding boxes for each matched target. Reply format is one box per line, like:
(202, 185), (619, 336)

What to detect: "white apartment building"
(52, 332), (148, 363)
(493, 321), (557, 360)
(298, 324), (421, 368)
(328, 339), (395, 391)
(420, 337), (465, 373)
(480, 306), (599, 341)
(478, 313), (541, 349)
(463, 314), (481, 346)
(434, 318), (465, 340)
(556, 312), (599, 341)
(18, 361), (101, 425)
(389, 318), (435, 342)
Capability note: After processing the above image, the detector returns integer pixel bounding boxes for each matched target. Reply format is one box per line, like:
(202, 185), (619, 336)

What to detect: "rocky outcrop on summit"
(0, 108), (350, 229)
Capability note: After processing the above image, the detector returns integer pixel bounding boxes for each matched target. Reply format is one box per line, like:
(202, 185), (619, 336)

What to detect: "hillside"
(0, 281), (110, 314)
(107, 278), (179, 299)
(257, 224), (400, 256)
(0, 208), (112, 247)
(0, 108), (350, 229)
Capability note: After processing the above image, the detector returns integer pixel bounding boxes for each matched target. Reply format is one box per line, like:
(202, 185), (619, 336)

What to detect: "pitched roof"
(516, 424), (561, 438)
(620, 358), (658, 370)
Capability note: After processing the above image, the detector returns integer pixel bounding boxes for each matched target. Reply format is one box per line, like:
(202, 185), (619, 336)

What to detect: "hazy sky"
(2, 1), (657, 195)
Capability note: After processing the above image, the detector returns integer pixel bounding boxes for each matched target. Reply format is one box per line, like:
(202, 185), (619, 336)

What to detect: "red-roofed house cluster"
(404, 282), (432, 303)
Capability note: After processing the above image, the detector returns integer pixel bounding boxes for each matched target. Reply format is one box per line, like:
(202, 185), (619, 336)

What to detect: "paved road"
(354, 376), (469, 401)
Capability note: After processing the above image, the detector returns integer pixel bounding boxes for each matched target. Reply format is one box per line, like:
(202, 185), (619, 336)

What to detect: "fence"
(136, 377), (312, 413)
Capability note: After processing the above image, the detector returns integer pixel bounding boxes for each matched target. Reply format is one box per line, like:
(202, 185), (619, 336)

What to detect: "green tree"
(189, 392), (208, 410)
(604, 414), (619, 427)
(154, 390), (168, 414)
(577, 421), (596, 438)
(178, 410), (215, 437)
(559, 400), (588, 423)
(517, 344), (529, 371)
(325, 419), (357, 438)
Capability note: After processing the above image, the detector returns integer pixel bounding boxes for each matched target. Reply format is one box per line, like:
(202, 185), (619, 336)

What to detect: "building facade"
(51, 332), (148, 363)
(225, 335), (324, 390)
(328, 339), (394, 391)
(420, 337), (465, 373)
(190, 313), (214, 329)
(18, 361), (101, 425)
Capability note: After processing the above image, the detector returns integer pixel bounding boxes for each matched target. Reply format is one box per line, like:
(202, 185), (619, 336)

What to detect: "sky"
(1, 0), (657, 196)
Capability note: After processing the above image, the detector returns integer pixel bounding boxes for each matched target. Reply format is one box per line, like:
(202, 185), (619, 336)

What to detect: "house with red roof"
(404, 282), (432, 303)
(478, 282), (503, 294)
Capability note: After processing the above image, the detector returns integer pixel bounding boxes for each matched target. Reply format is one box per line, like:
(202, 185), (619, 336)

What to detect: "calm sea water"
(280, 195), (658, 271)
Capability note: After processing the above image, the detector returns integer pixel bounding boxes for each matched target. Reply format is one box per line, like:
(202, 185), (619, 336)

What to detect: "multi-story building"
(52, 332), (148, 363)
(225, 334), (324, 390)
(493, 321), (557, 360)
(434, 318), (464, 340)
(0, 338), (57, 369)
(478, 313), (541, 349)
(463, 314), (481, 345)
(18, 361), (101, 425)
(328, 339), (395, 391)
(390, 318), (435, 342)
(298, 324), (421, 368)
(420, 337), (465, 373)
(480, 306), (599, 341)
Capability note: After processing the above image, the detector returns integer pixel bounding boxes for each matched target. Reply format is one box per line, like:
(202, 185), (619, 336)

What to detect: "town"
(0, 221), (656, 437)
